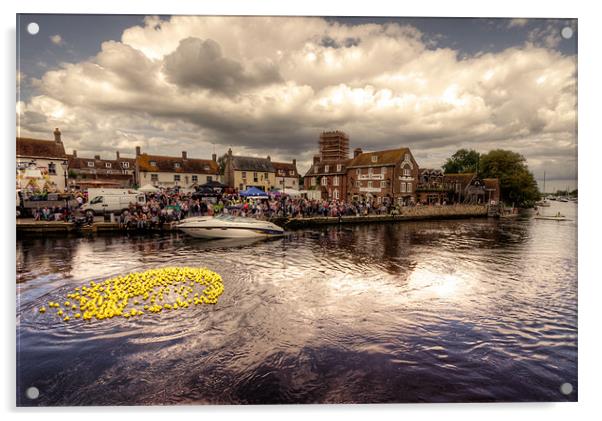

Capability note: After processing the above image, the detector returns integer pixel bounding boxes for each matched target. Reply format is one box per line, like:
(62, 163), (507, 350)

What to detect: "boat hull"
(179, 226), (284, 239)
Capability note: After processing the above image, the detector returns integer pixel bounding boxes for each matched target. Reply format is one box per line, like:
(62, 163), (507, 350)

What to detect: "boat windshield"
(214, 214), (263, 224)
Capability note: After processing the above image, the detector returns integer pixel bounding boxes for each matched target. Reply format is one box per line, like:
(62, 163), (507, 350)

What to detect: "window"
(368, 181), (373, 188)
(192, 175), (198, 183)
(90, 196), (103, 204)
(207, 176), (213, 182)
(289, 170), (294, 176)
(174, 162), (181, 169)
(311, 177), (317, 187)
(48, 162), (56, 175)
(242, 171), (247, 179)
(150, 160), (157, 167)
(407, 183), (412, 193)
(314, 165), (319, 173)
(151, 174), (158, 182)
(204, 165), (210, 171)
(292, 180), (296, 186)
(355, 181), (360, 187)
(401, 182), (406, 192)
(174, 175), (180, 182)
(122, 162), (130, 168)
(403, 168), (411, 176)
(333, 176), (339, 186)
(253, 172), (258, 182)
(356, 169), (360, 175)
(333, 189), (339, 200)
(324, 165), (329, 173)
(380, 181), (387, 188)
(264, 172), (269, 179)
(87, 161), (95, 167)
(337, 164), (342, 172)
(105, 162), (112, 168)
(321, 177), (327, 186)
(371, 156), (378, 163)
(368, 168), (373, 175)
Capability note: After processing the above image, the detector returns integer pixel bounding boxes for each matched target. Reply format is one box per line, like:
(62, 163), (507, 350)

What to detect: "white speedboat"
(178, 214), (285, 239)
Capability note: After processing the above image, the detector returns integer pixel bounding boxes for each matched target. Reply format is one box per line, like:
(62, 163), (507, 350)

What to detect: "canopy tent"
(192, 186), (220, 197)
(239, 186), (269, 198)
(199, 180), (227, 189)
(282, 187), (302, 197)
(138, 183), (160, 193)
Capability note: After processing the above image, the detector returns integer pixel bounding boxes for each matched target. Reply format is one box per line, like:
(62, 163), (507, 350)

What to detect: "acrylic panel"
(16, 14), (578, 406)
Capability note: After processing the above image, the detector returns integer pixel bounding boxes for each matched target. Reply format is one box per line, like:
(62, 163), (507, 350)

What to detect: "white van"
(82, 193), (146, 214)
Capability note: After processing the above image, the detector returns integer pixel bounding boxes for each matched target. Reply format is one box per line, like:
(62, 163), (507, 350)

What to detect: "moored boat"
(178, 214), (285, 239)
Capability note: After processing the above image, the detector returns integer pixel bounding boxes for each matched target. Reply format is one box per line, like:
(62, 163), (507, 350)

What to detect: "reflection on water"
(17, 202), (577, 405)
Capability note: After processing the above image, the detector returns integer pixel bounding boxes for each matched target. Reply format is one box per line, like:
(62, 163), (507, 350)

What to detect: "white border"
(3, 1), (599, 420)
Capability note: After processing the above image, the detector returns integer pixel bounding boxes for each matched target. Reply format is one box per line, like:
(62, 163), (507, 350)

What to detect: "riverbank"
(16, 204), (489, 235)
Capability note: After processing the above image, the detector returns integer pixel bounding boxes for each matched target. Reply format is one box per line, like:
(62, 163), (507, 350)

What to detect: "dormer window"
(314, 165), (319, 173)
(204, 165), (210, 171)
(87, 161), (94, 167)
(150, 160), (157, 167)
(371, 156), (378, 163)
(105, 162), (112, 168)
(289, 170), (294, 176)
(174, 162), (181, 169)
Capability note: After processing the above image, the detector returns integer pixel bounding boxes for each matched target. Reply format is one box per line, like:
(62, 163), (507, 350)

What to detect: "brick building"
(272, 160), (300, 190)
(303, 156), (351, 200)
(346, 147), (420, 205)
(135, 147), (220, 188)
(67, 150), (136, 189)
(16, 128), (69, 192)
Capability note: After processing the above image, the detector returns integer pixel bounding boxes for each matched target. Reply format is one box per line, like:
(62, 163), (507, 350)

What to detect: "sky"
(16, 14), (577, 192)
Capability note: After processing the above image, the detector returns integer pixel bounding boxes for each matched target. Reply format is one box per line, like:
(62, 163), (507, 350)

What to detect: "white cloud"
(508, 18), (529, 28)
(50, 34), (64, 46)
(18, 16), (577, 180)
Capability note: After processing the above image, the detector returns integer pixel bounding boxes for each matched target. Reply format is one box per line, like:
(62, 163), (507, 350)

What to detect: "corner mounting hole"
(560, 382), (573, 395)
(26, 386), (39, 399)
(27, 22), (40, 35)
(561, 27), (573, 40)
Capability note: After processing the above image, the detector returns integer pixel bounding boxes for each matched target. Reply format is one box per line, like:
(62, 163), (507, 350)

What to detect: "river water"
(16, 201), (577, 405)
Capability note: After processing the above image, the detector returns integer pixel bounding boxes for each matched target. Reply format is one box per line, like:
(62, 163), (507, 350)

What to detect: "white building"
(135, 147), (221, 188)
(16, 128), (69, 192)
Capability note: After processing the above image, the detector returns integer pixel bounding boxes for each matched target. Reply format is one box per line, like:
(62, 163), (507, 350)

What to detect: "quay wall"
(276, 204), (489, 229)
(16, 205), (489, 235)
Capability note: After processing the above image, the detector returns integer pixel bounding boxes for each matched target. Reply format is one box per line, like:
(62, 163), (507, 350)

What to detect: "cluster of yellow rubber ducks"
(39, 267), (224, 322)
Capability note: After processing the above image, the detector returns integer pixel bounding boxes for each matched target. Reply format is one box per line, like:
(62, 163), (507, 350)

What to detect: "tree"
(217, 153), (228, 174)
(442, 149), (480, 174)
(479, 149), (541, 206)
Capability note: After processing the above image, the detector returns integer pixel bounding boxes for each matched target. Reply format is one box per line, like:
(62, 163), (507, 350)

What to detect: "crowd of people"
(21, 189), (446, 229)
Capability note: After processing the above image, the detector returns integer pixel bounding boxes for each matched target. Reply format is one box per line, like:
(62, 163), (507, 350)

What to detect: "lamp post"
(62, 159), (69, 193)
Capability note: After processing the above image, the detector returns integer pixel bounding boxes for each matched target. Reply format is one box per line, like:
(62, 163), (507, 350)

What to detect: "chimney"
(354, 147), (363, 158)
(228, 148), (233, 156)
(53, 128), (62, 143)
(212, 153), (217, 162)
(292, 159), (297, 167)
(116, 151), (120, 160)
(182, 151), (187, 159)
(313, 155), (320, 164)
(72, 150), (77, 157)
(267, 155), (271, 162)
(94, 154), (101, 160)
(135, 146), (141, 156)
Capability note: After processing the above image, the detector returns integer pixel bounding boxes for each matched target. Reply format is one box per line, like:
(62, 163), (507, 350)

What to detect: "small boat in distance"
(534, 211), (570, 221)
(178, 214), (285, 239)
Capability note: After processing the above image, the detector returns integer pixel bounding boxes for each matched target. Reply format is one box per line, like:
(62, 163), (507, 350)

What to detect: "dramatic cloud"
(17, 16), (577, 182)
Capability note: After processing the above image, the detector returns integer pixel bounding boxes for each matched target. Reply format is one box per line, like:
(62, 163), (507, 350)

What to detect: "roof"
(421, 168), (443, 175)
(16, 137), (67, 159)
(442, 173), (477, 184)
(137, 153), (219, 174)
(230, 156), (275, 172)
(68, 155), (135, 170)
(272, 161), (299, 176)
(483, 178), (500, 191)
(303, 159), (351, 177)
(347, 148), (411, 168)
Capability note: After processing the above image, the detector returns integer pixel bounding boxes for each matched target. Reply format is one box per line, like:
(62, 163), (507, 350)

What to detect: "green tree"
(217, 153), (228, 174)
(479, 149), (541, 206)
(442, 149), (480, 174)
